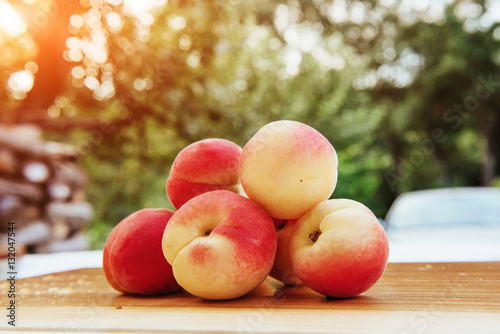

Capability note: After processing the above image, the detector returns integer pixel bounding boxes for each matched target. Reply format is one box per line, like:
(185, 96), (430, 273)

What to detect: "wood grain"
(2, 262), (499, 333)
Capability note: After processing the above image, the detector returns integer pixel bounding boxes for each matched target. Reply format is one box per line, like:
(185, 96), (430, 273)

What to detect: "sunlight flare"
(0, 0), (27, 37)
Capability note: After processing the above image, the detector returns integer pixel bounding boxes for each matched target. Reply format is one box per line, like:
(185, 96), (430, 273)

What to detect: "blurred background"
(0, 0), (499, 257)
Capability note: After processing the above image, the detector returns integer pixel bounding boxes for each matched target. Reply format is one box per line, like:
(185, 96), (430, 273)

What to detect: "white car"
(384, 187), (500, 263)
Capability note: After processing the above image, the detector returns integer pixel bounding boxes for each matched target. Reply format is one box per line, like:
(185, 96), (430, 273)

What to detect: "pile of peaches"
(103, 120), (390, 300)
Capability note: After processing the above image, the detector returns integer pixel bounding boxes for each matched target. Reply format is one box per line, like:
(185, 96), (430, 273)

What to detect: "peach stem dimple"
(204, 229), (212, 236)
(276, 223), (286, 231)
(309, 230), (321, 243)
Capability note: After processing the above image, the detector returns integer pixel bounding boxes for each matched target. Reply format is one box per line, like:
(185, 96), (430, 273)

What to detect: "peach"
(290, 199), (389, 298)
(166, 138), (243, 209)
(103, 208), (181, 295)
(161, 190), (277, 300)
(240, 120), (338, 219)
(269, 218), (303, 286)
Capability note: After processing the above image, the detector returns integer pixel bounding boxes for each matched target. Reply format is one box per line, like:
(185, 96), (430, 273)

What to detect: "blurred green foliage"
(1, 0), (499, 248)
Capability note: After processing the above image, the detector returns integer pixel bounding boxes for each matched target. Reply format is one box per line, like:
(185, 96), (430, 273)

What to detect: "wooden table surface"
(1, 262), (499, 334)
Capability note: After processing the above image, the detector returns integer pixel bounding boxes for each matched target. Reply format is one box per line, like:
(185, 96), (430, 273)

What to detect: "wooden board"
(2, 262), (500, 333)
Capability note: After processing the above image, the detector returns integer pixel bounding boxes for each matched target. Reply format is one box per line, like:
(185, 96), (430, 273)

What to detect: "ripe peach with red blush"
(240, 120), (338, 219)
(290, 199), (389, 298)
(269, 218), (303, 286)
(162, 190), (277, 300)
(166, 138), (243, 209)
(103, 208), (181, 295)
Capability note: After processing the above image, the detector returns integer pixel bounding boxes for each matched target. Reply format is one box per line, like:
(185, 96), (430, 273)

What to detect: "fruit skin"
(269, 218), (303, 286)
(166, 138), (243, 209)
(290, 199), (389, 298)
(103, 208), (181, 295)
(162, 190), (277, 300)
(240, 120), (338, 219)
